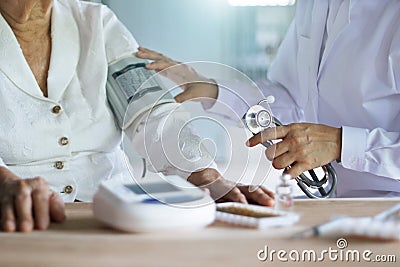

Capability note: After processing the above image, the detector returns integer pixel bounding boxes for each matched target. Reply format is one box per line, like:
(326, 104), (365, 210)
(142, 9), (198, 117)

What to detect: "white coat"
(213, 0), (400, 197)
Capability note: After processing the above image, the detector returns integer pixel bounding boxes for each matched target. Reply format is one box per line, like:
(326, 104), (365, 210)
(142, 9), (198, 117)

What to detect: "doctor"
(0, 0), (274, 233)
(137, 0), (400, 197)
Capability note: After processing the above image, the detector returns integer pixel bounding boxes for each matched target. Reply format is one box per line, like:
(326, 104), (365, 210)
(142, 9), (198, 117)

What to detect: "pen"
(373, 203), (400, 221)
(293, 204), (400, 240)
(292, 216), (348, 239)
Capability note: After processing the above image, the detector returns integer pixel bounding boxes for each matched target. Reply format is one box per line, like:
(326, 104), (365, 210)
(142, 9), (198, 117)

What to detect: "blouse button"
(52, 105), (62, 114)
(59, 137), (69, 146)
(64, 185), (74, 194)
(54, 161), (64, 170)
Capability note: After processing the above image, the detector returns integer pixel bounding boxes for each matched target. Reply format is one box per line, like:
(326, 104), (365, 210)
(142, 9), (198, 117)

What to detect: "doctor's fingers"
(145, 61), (177, 72)
(246, 126), (289, 147)
(136, 46), (172, 61)
(271, 152), (297, 170)
(137, 48), (215, 89)
(284, 163), (311, 179)
(264, 141), (289, 161)
(270, 138), (318, 170)
(146, 61), (210, 93)
(266, 138), (301, 168)
(144, 60), (201, 92)
(136, 47), (180, 71)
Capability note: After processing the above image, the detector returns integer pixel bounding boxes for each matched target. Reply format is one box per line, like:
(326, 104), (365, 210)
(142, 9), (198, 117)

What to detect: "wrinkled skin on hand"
(0, 167), (65, 232)
(136, 47), (218, 106)
(188, 168), (275, 207)
(247, 123), (342, 178)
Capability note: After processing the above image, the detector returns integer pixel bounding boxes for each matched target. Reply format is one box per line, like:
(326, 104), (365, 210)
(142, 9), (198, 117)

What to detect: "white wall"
(103, 0), (295, 76)
(103, 0), (231, 63)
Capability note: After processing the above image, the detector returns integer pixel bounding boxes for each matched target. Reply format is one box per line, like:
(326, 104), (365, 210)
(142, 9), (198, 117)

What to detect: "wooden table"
(0, 199), (399, 267)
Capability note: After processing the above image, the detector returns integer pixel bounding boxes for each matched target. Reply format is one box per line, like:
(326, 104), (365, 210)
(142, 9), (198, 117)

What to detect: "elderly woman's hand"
(0, 167), (65, 232)
(135, 47), (218, 105)
(188, 168), (275, 207)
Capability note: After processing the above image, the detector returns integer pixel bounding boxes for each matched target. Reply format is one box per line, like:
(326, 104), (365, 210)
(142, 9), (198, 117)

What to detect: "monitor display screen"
(125, 183), (182, 195)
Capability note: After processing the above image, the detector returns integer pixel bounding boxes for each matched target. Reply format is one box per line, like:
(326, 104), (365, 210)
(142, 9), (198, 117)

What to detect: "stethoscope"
(243, 97), (337, 199)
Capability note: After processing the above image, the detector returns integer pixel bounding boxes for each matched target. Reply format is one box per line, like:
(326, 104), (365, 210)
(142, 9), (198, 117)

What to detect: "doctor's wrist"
(199, 81), (218, 110)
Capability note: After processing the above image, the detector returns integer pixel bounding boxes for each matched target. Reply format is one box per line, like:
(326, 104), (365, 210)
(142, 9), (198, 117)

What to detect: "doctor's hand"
(247, 123), (342, 178)
(135, 47), (218, 105)
(0, 167), (65, 232)
(187, 168), (275, 207)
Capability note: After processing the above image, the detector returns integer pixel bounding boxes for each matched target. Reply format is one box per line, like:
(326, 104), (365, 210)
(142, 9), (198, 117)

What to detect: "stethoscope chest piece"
(244, 104), (273, 135)
(243, 97), (337, 199)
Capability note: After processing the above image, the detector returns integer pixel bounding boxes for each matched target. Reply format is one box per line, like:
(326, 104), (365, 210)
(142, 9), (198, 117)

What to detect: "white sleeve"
(206, 79), (305, 126)
(207, 22), (306, 125)
(257, 80), (305, 125)
(341, 126), (400, 179)
(206, 80), (264, 125)
(102, 5), (139, 63)
(265, 20), (307, 124)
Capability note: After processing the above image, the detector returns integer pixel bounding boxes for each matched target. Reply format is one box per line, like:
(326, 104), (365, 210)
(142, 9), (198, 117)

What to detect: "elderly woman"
(0, 0), (274, 233)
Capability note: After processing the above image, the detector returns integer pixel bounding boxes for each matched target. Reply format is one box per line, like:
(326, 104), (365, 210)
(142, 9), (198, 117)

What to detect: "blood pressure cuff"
(106, 55), (175, 131)
(106, 55), (216, 178)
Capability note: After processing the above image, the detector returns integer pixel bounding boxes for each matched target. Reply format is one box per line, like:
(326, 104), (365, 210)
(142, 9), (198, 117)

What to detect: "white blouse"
(0, 0), (141, 202)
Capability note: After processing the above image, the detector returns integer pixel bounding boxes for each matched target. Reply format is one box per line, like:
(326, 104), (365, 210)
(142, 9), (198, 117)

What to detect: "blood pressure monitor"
(93, 175), (216, 232)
